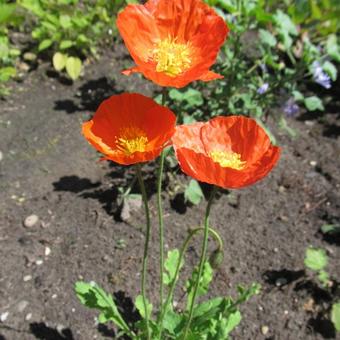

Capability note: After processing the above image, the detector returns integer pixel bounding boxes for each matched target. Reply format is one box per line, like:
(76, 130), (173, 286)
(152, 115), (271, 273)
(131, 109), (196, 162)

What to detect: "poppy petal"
(82, 93), (176, 165)
(198, 71), (224, 82)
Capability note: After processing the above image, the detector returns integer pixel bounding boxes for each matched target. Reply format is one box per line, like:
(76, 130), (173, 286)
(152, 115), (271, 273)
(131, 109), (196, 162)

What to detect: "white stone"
(45, 247), (51, 256)
(0, 312), (9, 322)
(25, 313), (32, 321)
(35, 259), (43, 266)
(23, 275), (32, 282)
(23, 215), (39, 228)
(261, 326), (269, 335)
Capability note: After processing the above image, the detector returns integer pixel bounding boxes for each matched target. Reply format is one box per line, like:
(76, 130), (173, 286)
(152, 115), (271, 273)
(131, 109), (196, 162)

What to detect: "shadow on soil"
(54, 77), (122, 114)
(30, 323), (74, 340)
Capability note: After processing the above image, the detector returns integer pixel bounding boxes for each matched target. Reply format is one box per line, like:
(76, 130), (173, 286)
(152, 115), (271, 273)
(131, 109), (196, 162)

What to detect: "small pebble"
(23, 275), (32, 282)
(0, 151), (3, 161)
(0, 312), (9, 322)
(52, 294), (57, 299)
(71, 308), (76, 313)
(25, 313), (32, 321)
(35, 259), (43, 266)
(17, 300), (29, 313)
(23, 215), (39, 228)
(310, 160), (317, 167)
(284, 310), (289, 315)
(261, 325), (269, 335)
(45, 247), (51, 256)
(275, 278), (288, 287)
(274, 247), (279, 253)
(56, 324), (65, 334)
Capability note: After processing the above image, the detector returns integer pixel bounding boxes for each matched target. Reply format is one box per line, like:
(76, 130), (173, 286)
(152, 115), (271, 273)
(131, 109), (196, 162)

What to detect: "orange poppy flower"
(117, 0), (229, 88)
(172, 116), (281, 189)
(82, 93), (176, 165)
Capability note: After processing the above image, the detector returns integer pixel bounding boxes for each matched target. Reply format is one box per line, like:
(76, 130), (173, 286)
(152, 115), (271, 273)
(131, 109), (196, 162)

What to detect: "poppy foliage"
(172, 116), (281, 189)
(117, 0), (229, 88)
(82, 93), (176, 165)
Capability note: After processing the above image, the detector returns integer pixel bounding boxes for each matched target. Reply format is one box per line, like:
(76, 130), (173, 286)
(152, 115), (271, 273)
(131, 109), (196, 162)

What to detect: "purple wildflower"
(312, 61), (331, 89)
(283, 98), (299, 117)
(257, 83), (269, 94)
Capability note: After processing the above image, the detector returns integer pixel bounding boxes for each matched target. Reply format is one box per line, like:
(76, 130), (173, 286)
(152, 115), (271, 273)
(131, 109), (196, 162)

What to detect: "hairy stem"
(182, 186), (218, 339)
(136, 164), (151, 340)
(157, 87), (168, 313)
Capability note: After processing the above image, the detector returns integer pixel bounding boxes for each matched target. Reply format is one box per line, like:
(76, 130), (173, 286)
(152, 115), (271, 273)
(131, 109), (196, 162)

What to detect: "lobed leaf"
(304, 247), (328, 271)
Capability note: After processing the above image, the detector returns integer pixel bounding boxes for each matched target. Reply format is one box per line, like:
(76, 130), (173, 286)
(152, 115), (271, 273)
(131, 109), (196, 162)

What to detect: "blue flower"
(257, 83), (269, 94)
(312, 61), (331, 89)
(283, 98), (299, 117)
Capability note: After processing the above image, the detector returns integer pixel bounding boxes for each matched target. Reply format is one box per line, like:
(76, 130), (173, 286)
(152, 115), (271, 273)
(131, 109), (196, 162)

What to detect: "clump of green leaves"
(304, 246), (339, 333)
(76, 248), (260, 339)
(304, 247), (329, 286)
(18, 0), (131, 80)
(200, 0), (339, 137)
(0, 1), (21, 96)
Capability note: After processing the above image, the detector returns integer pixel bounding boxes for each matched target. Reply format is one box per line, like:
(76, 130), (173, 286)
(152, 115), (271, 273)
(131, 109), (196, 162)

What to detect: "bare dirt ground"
(0, 46), (339, 340)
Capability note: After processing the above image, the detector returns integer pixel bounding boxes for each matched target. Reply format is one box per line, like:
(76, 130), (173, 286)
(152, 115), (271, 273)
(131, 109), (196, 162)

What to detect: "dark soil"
(0, 45), (339, 340)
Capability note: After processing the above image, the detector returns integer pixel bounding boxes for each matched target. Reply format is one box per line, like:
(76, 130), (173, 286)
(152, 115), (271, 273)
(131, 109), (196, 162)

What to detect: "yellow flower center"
(209, 150), (246, 170)
(153, 37), (192, 77)
(115, 127), (148, 156)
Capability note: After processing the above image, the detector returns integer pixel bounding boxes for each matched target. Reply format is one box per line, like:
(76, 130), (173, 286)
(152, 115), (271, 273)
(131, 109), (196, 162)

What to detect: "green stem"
(157, 88), (168, 313)
(136, 164), (151, 340)
(182, 186), (218, 340)
(158, 225), (222, 339)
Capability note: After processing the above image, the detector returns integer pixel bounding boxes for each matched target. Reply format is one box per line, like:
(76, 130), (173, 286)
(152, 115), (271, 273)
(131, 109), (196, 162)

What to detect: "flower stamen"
(209, 150), (246, 170)
(152, 37), (192, 77)
(116, 127), (148, 156)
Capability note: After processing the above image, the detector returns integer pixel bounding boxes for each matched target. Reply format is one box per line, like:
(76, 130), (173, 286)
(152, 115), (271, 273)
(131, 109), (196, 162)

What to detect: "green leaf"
(292, 90), (304, 102)
(259, 29), (277, 47)
(304, 247), (328, 271)
(59, 14), (71, 28)
(162, 310), (184, 334)
(74, 281), (130, 333)
(0, 67), (16, 82)
(184, 179), (204, 205)
(0, 4), (16, 24)
(53, 52), (67, 71)
(331, 303), (340, 332)
(135, 295), (152, 319)
(304, 96), (324, 111)
(66, 56), (82, 80)
(274, 10), (298, 36)
(163, 249), (184, 286)
(60, 40), (73, 50)
(321, 224), (340, 235)
(186, 262), (213, 310)
(323, 61), (337, 81)
(326, 35), (340, 62)
(38, 39), (53, 51)
(318, 270), (330, 286)
(215, 311), (241, 338)
(169, 88), (203, 110)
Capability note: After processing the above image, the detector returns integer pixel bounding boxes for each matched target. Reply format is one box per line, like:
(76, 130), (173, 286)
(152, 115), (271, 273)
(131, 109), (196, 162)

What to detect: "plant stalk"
(157, 87), (168, 313)
(182, 186), (218, 339)
(136, 164), (151, 340)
